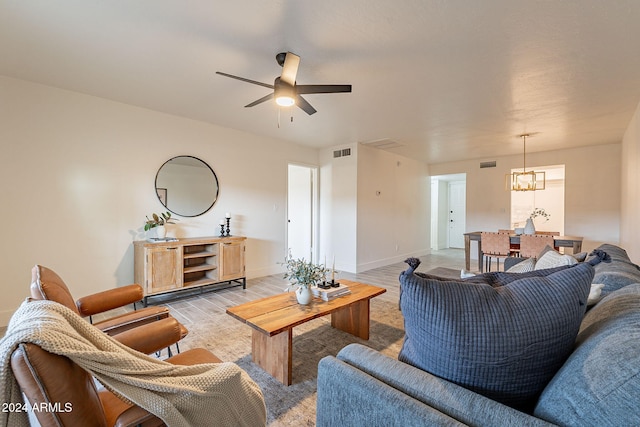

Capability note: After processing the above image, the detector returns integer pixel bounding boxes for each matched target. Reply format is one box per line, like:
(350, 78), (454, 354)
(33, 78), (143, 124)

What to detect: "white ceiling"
(2, 1), (640, 164)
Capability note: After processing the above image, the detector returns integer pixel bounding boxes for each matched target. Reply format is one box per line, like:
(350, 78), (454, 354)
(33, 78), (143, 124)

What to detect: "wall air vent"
(333, 148), (352, 158)
(480, 161), (497, 168)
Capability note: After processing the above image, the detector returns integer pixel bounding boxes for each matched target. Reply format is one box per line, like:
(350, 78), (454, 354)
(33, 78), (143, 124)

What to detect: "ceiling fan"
(216, 52), (352, 115)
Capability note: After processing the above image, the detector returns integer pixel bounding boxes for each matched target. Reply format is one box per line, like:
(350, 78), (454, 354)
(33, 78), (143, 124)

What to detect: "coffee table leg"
(251, 328), (292, 386)
(331, 299), (370, 340)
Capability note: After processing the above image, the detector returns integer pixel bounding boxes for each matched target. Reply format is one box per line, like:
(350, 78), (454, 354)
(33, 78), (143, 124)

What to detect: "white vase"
(155, 225), (167, 239)
(296, 286), (313, 305)
(524, 218), (536, 235)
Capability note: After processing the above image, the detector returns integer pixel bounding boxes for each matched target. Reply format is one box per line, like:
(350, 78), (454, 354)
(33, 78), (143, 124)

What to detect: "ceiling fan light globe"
(275, 96), (295, 107)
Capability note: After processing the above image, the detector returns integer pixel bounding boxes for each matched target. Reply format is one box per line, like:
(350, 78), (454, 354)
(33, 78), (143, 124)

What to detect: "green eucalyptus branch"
(144, 211), (178, 231)
(530, 208), (550, 222)
(280, 253), (328, 290)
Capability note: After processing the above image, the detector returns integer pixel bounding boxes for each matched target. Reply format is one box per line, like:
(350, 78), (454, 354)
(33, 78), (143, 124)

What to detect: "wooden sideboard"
(134, 236), (246, 305)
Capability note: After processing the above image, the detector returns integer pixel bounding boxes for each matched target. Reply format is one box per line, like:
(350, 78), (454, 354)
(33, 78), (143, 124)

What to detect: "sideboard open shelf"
(134, 236), (246, 305)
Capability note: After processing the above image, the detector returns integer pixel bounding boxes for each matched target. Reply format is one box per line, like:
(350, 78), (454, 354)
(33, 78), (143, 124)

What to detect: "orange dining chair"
(481, 232), (511, 272)
(519, 234), (555, 259)
(535, 231), (561, 251)
(499, 229), (520, 256)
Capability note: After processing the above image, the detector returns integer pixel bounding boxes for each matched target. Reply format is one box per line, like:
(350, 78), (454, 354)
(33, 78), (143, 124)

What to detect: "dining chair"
(498, 229), (520, 256)
(481, 232), (511, 271)
(534, 231), (560, 250)
(519, 234), (555, 259)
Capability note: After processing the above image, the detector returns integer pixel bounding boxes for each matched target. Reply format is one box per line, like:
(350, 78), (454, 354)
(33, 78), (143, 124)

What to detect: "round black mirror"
(155, 156), (219, 217)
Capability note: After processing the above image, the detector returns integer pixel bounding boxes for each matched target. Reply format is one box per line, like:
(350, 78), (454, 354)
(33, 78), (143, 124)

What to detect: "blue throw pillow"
(398, 259), (594, 411)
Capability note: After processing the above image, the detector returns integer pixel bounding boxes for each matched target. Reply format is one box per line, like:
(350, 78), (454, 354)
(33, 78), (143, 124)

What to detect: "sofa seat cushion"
(533, 284), (640, 426)
(399, 259), (594, 411)
(591, 244), (640, 297)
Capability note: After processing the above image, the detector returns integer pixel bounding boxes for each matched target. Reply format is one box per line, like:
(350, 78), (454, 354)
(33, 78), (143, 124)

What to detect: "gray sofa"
(317, 244), (640, 426)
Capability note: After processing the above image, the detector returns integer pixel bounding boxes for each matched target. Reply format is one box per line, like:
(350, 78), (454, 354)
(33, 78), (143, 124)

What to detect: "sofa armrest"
(333, 344), (556, 427)
(317, 355), (465, 426)
(76, 284), (144, 316)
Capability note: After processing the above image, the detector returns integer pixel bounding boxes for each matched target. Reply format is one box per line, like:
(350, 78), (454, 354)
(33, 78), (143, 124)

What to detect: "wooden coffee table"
(226, 280), (386, 385)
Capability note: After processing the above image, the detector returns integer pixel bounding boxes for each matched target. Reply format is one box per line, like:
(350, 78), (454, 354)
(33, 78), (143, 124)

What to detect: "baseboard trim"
(246, 265), (285, 280)
(356, 249), (431, 273)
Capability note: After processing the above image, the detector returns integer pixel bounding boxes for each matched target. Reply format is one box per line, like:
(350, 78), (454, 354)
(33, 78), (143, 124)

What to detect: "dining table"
(463, 231), (584, 273)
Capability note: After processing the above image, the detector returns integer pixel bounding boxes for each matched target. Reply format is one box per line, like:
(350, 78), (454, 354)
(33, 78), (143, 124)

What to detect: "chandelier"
(506, 134), (546, 191)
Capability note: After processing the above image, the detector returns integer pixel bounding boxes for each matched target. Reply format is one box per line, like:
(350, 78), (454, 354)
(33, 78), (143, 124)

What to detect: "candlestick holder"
(225, 217), (231, 237)
(219, 223), (225, 237)
(318, 281), (331, 289)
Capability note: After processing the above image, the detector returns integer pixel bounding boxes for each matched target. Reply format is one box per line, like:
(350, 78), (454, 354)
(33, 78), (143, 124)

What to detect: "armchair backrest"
(10, 342), (108, 427)
(30, 265), (80, 315)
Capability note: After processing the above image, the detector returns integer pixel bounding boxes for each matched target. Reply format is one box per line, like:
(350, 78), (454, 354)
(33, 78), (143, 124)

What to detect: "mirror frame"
(154, 155), (219, 217)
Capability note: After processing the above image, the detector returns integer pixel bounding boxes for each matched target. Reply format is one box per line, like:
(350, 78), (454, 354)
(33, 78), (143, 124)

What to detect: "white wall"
(0, 76), (318, 325)
(430, 143), (621, 260)
(621, 99), (640, 260)
(356, 145), (430, 271)
(318, 144), (358, 273)
(318, 144), (430, 273)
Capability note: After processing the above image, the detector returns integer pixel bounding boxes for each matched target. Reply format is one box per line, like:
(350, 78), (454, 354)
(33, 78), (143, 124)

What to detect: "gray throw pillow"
(533, 284), (640, 425)
(399, 260), (594, 411)
(506, 257), (536, 273)
(590, 244), (640, 297)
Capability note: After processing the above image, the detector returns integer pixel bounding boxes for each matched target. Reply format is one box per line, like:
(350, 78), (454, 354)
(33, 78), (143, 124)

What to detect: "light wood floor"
(3, 249), (466, 336)
(128, 248), (466, 328)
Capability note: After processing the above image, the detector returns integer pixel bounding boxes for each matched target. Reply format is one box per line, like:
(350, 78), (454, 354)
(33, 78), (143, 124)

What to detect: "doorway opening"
(431, 174), (467, 249)
(287, 164), (318, 262)
(510, 165), (565, 234)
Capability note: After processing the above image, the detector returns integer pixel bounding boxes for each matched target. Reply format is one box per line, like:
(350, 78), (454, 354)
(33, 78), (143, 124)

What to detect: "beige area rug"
(179, 296), (405, 426)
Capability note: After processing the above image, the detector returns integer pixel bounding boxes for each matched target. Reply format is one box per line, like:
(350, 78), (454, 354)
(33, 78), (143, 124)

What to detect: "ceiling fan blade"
(216, 72), (274, 89)
(295, 95), (317, 115)
(245, 93), (274, 108)
(280, 52), (300, 86)
(296, 84), (352, 94)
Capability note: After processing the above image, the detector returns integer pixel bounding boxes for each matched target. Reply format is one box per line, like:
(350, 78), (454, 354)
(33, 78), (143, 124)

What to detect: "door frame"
(286, 163), (319, 263)
(447, 180), (466, 248)
(430, 173), (467, 250)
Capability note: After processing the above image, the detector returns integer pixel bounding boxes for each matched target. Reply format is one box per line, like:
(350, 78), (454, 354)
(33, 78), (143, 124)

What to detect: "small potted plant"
(525, 208), (550, 234)
(144, 211), (178, 238)
(281, 253), (327, 305)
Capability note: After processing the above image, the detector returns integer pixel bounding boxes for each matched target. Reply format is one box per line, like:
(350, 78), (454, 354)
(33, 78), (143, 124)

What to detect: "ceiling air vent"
(480, 161), (497, 168)
(360, 138), (404, 150)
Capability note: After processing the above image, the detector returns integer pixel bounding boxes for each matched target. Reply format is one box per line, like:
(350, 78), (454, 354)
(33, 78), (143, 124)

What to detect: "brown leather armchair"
(30, 265), (187, 339)
(10, 320), (222, 427)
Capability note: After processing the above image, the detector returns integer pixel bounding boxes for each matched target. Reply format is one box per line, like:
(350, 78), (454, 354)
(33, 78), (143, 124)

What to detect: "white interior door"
(287, 164), (314, 261)
(448, 181), (466, 248)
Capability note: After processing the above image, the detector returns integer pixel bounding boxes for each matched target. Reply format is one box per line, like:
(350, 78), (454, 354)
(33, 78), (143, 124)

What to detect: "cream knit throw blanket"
(0, 299), (266, 427)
